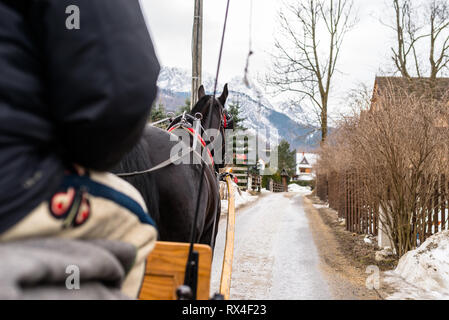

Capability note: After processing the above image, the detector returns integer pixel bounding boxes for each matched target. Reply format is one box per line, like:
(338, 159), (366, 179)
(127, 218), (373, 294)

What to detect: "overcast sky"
(140, 0), (399, 115)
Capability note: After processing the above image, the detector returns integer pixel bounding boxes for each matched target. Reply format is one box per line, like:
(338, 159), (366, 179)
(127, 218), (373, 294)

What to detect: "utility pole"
(191, 0), (203, 110)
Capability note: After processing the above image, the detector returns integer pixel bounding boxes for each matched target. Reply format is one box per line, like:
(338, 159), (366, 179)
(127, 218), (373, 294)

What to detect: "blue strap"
(61, 175), (157, 229)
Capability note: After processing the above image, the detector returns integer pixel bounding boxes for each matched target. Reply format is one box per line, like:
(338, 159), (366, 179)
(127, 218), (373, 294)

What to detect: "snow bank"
(234, 189), (258, 208)
(297, 175), (315, 182)
(288, 184), (312, 195)
(385, 230), (449, 299)
(221, 182), (258, 214)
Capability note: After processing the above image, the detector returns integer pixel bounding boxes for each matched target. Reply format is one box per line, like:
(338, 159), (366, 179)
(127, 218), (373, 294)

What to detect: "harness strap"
(117, 123), (215, 178)
(223, 113), (227, 129)
(116, 145), (206, 177)
(192, 119), (201, 154)
(150, 116), (173, 126)
(168, 125), (215, 166)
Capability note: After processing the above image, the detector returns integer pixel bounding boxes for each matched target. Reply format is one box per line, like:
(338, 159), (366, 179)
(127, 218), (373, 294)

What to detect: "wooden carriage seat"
(139, 241), (212, 300)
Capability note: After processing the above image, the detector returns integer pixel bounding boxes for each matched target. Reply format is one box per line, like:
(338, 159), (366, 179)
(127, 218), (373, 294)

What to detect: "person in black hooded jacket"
(0, 0), (160, 298)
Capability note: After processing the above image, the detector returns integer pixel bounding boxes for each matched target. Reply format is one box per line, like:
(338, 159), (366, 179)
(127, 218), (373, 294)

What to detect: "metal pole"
(191, 0), (203, 109)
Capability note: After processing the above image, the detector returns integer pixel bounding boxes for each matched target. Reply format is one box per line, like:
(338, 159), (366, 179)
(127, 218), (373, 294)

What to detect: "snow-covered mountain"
(156, 67), (321, 150)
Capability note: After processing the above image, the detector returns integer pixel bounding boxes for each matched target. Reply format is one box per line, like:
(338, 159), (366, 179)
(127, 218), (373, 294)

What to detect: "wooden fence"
(316, 172), (380, 236)
(269, 179), (286, 193)
(420, 174), (449, 242)
(250, 174), (261, 191)
(231, 166), (248, 191)
(316, 172), (449, 240)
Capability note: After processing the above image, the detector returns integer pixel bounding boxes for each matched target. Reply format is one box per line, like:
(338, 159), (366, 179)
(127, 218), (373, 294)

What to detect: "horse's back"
(123, 125), (219, 245)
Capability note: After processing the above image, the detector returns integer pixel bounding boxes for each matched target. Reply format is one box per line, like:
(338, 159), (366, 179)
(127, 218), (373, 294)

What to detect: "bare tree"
(429, 0), (449, 80)
(267, 0), (356, 143)
(388, 0), (449, 80)
(389, 0), (423, 77)
(317, 83), (449, 256)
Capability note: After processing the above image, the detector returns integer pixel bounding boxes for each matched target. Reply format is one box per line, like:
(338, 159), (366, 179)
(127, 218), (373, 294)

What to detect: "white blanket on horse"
(0, 238), (136, 300)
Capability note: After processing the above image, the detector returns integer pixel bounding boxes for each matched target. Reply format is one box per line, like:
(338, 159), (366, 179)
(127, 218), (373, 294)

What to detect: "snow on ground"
(384, 230), (449, 300)
(220, 182), (258, 214)
(288, 184), (312, 195)
(363, 236), (373, 244)
(296, 175), (315, 182)
(313, 203), (329, 209)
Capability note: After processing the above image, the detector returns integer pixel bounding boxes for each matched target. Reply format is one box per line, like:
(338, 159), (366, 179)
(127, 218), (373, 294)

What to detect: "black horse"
(112, 84), (231, 247)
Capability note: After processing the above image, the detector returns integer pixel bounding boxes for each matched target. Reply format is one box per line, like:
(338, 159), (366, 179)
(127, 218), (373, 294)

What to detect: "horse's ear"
(218, 84), (228, 106)
(198, 85), (206, 99)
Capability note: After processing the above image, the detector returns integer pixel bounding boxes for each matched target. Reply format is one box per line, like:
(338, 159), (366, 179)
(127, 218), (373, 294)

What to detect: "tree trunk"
(320, 91), (328, 143)
(321, 108), (328, 143)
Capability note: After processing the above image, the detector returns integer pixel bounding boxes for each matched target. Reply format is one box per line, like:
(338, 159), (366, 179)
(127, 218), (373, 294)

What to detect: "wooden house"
(294, 152), (317, 181)
(371, 76), (449, 112)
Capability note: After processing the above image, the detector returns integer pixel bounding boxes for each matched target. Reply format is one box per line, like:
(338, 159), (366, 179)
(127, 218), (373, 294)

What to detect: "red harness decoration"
(168, 126), (215, 166)
(223, 113), (227, 129)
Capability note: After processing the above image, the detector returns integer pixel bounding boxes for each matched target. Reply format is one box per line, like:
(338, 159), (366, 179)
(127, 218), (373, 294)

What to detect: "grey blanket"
(0, 238), (137, 300)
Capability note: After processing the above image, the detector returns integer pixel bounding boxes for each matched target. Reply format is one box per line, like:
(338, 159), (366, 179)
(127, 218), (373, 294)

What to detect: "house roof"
(372, 77), (449, 108)
(296, 153), (317, 164)
(296, 153), (317, 170)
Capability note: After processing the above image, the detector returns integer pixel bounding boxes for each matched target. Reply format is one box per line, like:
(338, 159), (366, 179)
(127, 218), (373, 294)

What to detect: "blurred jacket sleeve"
(34, 0), (160, 170)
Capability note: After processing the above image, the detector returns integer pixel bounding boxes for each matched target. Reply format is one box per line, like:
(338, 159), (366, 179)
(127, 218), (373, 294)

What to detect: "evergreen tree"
(262, 140), (296, 189)
(176, 98), (191, 115)
(149, 102), (166, 122)
(277, 139), (296, 177)
(228, 100), (249, 171)
(228, 100), (246, 130)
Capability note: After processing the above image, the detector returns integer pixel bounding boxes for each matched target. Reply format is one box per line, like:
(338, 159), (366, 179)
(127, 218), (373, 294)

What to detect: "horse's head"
(192, 84), (233, 169)
(168, 84), (232, 131)
(167, 84), (233, 170)
(192, 84), (233, 132)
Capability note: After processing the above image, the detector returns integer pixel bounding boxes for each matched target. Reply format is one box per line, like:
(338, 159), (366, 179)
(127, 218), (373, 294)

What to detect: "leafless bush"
(317, 81), (449, 256)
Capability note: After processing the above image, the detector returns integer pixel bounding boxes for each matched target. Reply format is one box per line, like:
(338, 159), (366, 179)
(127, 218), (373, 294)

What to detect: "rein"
(115, 144), (206, 178)
(183, 0), (231, 300)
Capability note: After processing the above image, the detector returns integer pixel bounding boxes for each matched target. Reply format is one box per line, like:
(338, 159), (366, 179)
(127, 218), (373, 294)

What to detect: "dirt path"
(302, 196), (382, 300)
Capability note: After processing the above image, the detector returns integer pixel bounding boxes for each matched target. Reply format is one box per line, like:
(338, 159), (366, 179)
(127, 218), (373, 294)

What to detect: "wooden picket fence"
(316, 171), (449, 240)
(420, 174), (449, 242)
(317, 172), (378, 235)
